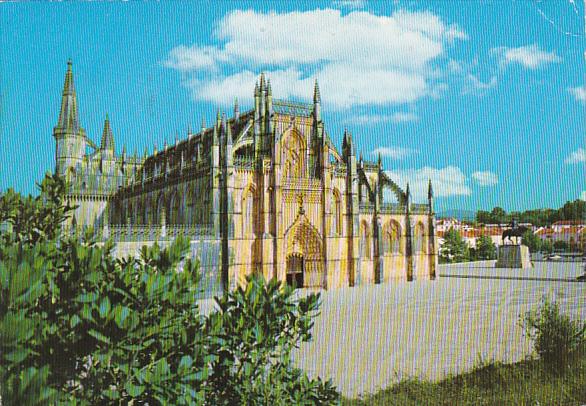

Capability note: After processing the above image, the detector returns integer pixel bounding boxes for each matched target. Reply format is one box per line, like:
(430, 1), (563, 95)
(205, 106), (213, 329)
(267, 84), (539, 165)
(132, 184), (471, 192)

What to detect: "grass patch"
(343, 353), (586, 405)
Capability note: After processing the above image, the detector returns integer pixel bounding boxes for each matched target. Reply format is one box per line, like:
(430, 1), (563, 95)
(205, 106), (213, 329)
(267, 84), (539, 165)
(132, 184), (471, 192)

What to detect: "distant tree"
(439, 228), (470, 263)
(475, 235), (497, 260)
(490, 207), (509, 224)
(541, 239), (554, 254)
(521, 230), (542, 253)
(475, 210), (491, 225)
(553, 240), (569, 252)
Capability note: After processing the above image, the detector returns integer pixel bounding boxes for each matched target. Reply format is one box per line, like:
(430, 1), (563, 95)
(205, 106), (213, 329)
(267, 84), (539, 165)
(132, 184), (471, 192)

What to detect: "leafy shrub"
(521, 297), (586, 370)
(0, 173), (339, 404)
(205, 275), (339, 405)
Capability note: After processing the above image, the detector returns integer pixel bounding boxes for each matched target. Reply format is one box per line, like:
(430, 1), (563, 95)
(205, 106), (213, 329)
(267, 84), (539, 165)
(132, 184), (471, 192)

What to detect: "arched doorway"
(285, 218), (323, 288)
(286, 254), (304, 288)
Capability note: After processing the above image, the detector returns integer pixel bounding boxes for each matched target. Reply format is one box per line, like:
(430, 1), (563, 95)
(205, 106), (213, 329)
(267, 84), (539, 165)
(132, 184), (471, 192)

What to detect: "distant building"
(535, 224), (585, 251)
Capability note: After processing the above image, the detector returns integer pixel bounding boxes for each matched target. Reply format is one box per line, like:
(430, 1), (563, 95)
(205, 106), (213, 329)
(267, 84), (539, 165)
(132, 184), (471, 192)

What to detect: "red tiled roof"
(552, 220), (585, 226)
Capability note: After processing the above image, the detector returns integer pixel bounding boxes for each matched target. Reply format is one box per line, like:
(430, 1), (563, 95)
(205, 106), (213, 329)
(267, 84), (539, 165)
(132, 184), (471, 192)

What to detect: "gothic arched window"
(242, 185), (255, 238)
(360, 221), (371, 260)
(332, 189), (342, 236)
(413, 222), (426, 254)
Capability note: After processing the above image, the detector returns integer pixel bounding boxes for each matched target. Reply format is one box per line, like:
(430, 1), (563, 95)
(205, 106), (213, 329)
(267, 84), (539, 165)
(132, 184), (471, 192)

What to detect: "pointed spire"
(201, 115), (206, 133)
(428, 179), (433, 200)
(267, 79), (272, 96)
(313, 79), (321, 103)
(377, 152), (382, 168)
(260, 72), (266, 92)
(405, 183), (411, 201)
(234, 97), (240, 120)
(56, 59), (80, 134)
(100, 113), (115, 152)
(226, 121), (233, 146)
(221, 112), (227, 129)
(254, 81), (260, 96)
(216, 108), (221, 127)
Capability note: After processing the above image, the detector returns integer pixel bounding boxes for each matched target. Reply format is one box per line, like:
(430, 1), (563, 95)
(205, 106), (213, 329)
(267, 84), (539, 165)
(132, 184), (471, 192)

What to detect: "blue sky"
(1, 1), (585, 213)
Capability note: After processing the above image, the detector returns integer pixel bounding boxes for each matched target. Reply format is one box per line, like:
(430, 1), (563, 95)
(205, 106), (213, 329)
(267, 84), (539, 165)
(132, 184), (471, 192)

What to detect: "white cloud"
(463, 74), (497, 95)
(565, 148), (586, 164)
(390, 112), (419, 123)
(372, 146), (418, 160)
(581, 191), (586, 201)
(332, 0), (366, 10)
(471, 171), (498, 186)
(492, 44), (561, 70)
(163, 45), (219, 72)
(567, 85), (586, 103)
(349, 112), (418, 125)
(385, 166), (472, 200)
(164, 9), (467, 109)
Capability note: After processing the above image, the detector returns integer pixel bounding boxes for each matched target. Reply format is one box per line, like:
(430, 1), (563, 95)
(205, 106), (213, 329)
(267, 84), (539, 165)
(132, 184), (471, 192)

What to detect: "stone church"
(55, 61), (437, 295)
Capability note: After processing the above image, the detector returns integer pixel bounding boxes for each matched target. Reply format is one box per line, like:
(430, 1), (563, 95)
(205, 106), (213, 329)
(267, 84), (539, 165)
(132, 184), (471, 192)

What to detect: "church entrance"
(286, 254), (305, 288)
(285, 216), (324, 288)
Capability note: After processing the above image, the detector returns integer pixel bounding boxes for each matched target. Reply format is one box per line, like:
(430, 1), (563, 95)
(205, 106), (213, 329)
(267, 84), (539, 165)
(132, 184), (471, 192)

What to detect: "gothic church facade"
(55, 61), (437, 294)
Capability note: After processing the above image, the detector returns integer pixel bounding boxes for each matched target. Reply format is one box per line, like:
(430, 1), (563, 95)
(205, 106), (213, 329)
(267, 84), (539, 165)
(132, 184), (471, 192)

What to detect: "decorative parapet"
(410, 203), (429, 214)
(380, 203), (404, 214)
(359, 201), (375, 213)
(273, 99), (313, 117)
(66, 224), (215, 242)
(362, 162), (379, 171)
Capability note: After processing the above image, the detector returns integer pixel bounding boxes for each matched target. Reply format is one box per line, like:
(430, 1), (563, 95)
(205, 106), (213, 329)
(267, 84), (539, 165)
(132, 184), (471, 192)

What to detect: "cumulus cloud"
(471, 171), (498, 186)
(581, 191), (586, 201)
(565, 148), (586, 164)
(163, 8), (467, 109)
(372, 146), (418, 160)
(491, 44), (561, 70)
(385, 166), (472, 201)
(567, 85), (586, 103)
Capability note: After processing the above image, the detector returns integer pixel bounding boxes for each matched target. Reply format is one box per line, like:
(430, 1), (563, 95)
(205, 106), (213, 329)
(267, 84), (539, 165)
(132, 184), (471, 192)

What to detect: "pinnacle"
(100, 113), (115, 152)
(313, 79), (321, 103)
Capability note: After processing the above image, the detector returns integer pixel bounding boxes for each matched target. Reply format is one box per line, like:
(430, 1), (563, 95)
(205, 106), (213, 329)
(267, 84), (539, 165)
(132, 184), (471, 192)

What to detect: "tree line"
(475, 200), (586, 227)
(439, 228), (570, 264)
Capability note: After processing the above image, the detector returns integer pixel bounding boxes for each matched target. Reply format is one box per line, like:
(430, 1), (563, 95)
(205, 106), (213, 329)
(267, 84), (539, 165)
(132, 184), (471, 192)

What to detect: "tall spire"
(313, 79), (321, 104)
(100, 114), (115, 152)
(428, 179), (433, 199)
(56, 59), (80, 134)
(259, 72), (266, 92)
(234, 97), (240, 120)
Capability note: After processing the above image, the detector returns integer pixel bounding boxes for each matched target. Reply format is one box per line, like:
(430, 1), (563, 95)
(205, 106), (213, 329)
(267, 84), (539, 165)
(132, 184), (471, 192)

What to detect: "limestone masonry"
(54, 61), (438, 295)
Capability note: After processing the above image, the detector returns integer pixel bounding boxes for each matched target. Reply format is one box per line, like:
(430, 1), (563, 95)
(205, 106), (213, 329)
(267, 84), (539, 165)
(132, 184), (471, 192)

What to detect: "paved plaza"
(292, 261), (585, 397)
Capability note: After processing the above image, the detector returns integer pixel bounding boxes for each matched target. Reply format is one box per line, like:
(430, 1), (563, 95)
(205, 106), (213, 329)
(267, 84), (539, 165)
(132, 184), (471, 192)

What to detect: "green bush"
(206, 275), (338, 404)
(0, 173), (339, 405)
(521, 297), (586, 370)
